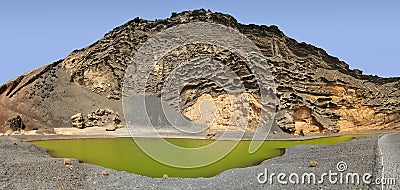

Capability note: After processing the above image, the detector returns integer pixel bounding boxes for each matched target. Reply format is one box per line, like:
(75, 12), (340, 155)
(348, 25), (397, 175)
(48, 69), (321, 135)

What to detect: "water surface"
(33, 136), (357, 178)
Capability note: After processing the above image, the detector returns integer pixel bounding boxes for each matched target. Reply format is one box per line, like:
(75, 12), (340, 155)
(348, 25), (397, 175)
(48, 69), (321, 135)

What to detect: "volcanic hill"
(1, 9), (399, 135)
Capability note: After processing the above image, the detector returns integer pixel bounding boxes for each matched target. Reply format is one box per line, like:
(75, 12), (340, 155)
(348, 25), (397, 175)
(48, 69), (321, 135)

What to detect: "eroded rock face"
(0, 9), (399, 134)
(86, 108), (121, 128)
(182, 93), (263, 131)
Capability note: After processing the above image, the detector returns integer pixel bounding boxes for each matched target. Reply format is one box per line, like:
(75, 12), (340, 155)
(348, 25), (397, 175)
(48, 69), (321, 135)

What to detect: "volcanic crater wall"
(1, 9), (399, 134)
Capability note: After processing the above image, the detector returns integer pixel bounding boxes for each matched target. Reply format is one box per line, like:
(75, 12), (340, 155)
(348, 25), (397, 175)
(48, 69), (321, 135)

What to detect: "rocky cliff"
(1, 9), (399, 134)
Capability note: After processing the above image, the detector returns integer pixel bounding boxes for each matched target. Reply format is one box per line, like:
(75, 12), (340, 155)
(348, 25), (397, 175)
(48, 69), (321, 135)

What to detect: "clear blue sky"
(0, 0), (399, 84)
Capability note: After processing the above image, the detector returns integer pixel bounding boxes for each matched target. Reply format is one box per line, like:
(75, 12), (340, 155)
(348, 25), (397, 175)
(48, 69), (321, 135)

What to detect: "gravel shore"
(0, 133), (398, 189)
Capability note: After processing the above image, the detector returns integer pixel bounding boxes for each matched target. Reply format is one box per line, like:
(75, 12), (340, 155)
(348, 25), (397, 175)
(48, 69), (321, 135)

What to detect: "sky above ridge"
(0, 0), (399, 84)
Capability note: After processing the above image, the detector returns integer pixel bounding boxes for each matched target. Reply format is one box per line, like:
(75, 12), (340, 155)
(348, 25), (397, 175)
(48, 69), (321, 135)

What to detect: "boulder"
(85, 108), (122, 128)
(105, 124), (116, 131)
(86, 113), (99, 127)
(71, 113), (85, 129)
(8, 115), (25, 131)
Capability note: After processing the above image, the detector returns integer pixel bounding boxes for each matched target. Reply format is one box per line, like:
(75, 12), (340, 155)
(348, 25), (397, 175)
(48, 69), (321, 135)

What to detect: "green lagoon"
(33, 136), (358, 178)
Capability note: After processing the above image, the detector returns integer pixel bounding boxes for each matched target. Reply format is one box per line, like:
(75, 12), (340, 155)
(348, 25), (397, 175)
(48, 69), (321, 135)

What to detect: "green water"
(33, 136), (357, 178)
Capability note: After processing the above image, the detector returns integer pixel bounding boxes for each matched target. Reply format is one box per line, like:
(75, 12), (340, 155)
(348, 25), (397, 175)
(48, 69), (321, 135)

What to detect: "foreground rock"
(0, 133), (398, 189)
(71, 113), (85, 129)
